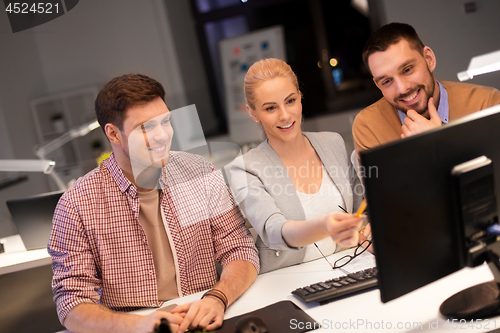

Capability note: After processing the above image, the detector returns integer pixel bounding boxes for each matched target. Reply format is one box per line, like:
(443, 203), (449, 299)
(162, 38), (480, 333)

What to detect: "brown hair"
(362, 22), (425, 71)
(95, 74), (165, 133)
(244, 58), (301, 110)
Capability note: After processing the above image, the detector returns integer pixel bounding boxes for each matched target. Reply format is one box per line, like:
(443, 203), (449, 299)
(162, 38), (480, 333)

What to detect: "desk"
(132, 249), (498, 333)
(0, 234), (64, 333)
(0, 234), (51, 274)
(4, 234), (495, 333)
(53, 248), (500, 333)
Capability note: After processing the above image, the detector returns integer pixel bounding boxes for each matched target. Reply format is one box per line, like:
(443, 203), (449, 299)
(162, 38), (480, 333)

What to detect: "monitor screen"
(6, 190), (64, 250)
(359, 103), (500, 305)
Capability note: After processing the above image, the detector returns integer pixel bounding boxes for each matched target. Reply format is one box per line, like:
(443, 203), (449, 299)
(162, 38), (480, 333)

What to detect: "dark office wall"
(31, 0), (187, 107)
(163, 1), (219, 136)
(380, 0), (500, 90)
(0, 0), (196, 232)
(0, 10), (52, 236)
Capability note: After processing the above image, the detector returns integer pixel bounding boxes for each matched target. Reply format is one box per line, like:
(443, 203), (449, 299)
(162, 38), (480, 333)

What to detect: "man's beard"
(395, 71), (436, 115)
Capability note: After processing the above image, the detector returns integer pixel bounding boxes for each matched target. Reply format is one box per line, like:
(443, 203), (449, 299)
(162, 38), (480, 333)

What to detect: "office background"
(1, 1), (500, 332)
(1, 0), (500, 250)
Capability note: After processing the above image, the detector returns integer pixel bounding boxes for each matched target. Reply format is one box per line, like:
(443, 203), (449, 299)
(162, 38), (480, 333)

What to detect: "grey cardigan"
(228, 132), (363, 273)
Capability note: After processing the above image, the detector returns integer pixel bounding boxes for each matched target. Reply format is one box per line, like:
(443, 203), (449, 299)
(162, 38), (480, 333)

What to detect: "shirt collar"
(104, 152), (171, 195)
(104, 152), (136, 195)
(398, 80), (449, 124)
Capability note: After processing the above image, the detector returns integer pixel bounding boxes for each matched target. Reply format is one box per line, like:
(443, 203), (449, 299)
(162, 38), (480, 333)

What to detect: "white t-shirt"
(295, 166), (345, 262)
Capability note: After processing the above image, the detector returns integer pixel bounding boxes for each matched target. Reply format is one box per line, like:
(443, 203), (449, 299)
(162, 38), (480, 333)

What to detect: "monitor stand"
(440, 250), (500, 319)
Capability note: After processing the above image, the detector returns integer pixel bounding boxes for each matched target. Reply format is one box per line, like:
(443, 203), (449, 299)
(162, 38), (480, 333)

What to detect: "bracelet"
(207, 288), (228, 305)
(202, 293), (227, 312)
(201, 288), (228, 312)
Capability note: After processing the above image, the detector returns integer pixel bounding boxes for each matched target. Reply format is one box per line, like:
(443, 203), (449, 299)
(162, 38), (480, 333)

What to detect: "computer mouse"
(235, 315), (268, 333)
(153, 318), (172, 333)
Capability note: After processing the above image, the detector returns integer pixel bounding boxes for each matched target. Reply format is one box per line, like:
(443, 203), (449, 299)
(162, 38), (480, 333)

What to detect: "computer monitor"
(360, 103), (500, 319)
(6, 190), (64, 250)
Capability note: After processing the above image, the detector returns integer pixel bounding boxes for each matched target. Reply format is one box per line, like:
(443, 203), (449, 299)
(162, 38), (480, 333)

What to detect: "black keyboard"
(292, 267), (378, 304)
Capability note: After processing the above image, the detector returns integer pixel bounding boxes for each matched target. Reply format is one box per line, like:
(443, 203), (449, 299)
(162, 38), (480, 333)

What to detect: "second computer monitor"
(7, 190), (64, 250)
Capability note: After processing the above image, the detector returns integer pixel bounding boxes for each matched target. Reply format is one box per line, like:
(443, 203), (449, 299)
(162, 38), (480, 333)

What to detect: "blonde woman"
(229, 58), (366, 273)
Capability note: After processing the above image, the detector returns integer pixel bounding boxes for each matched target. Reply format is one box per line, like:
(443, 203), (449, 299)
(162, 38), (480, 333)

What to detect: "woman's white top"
(296, 166), (346, 262)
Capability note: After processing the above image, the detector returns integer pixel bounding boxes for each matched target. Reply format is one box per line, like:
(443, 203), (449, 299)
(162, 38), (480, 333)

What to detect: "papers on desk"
(341, 251), (376, 274)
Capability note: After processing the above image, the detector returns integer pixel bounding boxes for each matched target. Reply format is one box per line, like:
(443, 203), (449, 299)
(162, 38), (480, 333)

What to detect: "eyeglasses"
(333, 240), (372, 269)
(314, 205), (370, 269)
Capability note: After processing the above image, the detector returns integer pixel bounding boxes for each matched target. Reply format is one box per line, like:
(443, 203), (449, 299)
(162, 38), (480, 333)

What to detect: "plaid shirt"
(48, 152), (259, 323)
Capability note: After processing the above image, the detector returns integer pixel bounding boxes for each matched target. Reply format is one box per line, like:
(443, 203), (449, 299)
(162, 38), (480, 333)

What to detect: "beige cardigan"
(353, 81), (500, 155)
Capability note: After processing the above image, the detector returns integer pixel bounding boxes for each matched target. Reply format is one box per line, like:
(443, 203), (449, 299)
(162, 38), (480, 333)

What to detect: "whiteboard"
(219, 26), (286, 143)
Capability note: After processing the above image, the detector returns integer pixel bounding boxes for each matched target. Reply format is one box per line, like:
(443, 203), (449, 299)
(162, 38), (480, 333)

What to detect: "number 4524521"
(444, 319), (497, 330)
(5, 3), (59, 14)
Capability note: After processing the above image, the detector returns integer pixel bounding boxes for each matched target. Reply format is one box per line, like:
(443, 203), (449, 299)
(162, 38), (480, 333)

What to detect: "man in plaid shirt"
(48, 74), (259, 333)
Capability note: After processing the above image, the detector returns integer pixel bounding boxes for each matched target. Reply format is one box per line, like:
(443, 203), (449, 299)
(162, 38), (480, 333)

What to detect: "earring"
(255, 119), (260, 123)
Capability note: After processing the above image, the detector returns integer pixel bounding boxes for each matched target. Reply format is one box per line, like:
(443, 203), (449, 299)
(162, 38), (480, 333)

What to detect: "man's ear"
(368, 59), (381, 90)
(105, 123), (123, 146)
(247, 105), (259, 123)
(423, 46), (437, 72)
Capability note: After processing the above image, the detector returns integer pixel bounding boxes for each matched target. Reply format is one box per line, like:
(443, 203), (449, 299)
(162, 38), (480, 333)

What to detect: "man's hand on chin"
(401, 97), (442, 138)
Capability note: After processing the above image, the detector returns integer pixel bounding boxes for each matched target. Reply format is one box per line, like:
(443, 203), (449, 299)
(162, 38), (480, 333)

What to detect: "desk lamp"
(458, 49), (500, 81)
(33, 119), (100, 190)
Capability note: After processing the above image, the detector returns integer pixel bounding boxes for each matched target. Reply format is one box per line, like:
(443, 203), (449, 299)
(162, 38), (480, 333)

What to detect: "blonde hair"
(244, 58), (301, 110)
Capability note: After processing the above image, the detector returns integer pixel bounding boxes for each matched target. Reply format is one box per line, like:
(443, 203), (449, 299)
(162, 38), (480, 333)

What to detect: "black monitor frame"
(6, 190), (64, 251)
(360, 103), (500, 319)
